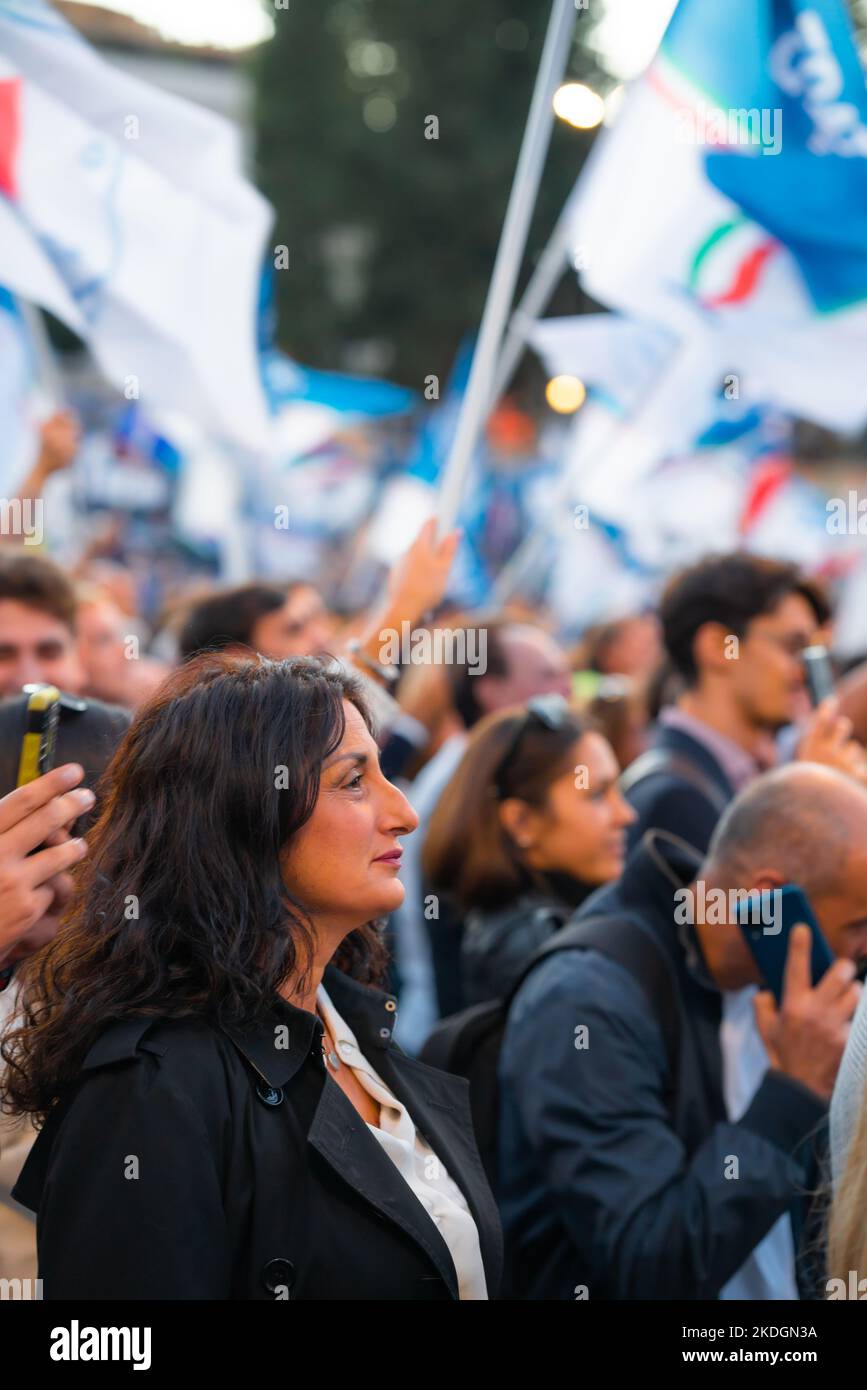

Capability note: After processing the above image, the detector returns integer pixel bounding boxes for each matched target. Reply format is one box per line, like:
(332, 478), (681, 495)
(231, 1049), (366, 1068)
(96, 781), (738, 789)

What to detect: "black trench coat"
(12, 966), (503, 1300)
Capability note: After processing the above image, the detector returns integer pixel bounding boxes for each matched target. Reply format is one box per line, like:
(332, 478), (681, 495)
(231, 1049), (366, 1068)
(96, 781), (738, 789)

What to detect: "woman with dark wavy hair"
(2, 653), (501, 1300)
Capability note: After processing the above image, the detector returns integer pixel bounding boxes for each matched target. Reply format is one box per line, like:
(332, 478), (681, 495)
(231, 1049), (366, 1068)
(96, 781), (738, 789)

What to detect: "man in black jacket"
(498, 762), (866, 1300)
(622, 552), (860, 855)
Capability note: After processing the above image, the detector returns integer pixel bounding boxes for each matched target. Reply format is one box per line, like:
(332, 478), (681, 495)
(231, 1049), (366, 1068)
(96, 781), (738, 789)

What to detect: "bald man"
(498, 763), (864, 1301)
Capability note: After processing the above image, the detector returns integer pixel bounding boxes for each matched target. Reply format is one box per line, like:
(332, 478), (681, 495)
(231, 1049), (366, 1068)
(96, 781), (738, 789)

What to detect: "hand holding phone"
(0, 765), (93, 973)
(796, 697), (867, 786)
(736, 883), (833, 1004)
(753, 924), (861, 1102)
(802, 645), (836, 708)
(16, 685), (61, 788)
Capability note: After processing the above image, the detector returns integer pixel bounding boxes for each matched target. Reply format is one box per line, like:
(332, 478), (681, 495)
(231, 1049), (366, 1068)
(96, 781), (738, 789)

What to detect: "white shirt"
(316, 981), (488, 1300)
(718, 985), (798, 1301)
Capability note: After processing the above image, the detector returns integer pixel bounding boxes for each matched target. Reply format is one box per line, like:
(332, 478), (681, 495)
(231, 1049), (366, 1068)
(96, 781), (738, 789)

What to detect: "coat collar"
(219, 966), (399, 1090)
(581, 828), (718, 994)
(76, 970), (400, 1090)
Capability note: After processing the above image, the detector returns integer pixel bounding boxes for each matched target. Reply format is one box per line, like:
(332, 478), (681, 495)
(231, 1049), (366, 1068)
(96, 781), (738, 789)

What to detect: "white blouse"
(316, 982), (488, 1300)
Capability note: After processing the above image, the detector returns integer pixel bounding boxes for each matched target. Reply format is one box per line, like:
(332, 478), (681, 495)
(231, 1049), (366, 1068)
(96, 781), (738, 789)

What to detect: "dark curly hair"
(660, 552), (830, 687)
(1, 652), (387, 1119)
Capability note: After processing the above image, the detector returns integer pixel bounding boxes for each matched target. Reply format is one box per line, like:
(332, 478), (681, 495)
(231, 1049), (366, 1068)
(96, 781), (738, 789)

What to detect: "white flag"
(0, 287), (37, 489)
(0, 0), (273, 449)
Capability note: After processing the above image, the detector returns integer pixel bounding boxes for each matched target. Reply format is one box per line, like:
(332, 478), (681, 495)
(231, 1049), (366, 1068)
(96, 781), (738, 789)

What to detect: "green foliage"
(252, 1), (607, 387)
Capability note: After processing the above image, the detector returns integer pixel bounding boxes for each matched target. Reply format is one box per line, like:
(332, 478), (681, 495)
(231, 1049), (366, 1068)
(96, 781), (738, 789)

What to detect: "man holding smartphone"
(498, 761), (865, 1300)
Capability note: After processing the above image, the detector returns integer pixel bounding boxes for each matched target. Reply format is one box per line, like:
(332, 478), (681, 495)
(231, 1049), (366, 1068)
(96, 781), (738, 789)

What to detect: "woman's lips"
(373, 850), (402, 864)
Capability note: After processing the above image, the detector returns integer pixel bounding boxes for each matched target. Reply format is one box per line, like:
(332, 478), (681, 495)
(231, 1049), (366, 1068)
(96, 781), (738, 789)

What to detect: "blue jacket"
(497, 831), (827, 1300)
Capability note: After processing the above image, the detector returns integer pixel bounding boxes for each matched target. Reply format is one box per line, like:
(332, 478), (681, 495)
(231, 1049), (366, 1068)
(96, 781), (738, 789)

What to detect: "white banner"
(0, 0), (273, 449)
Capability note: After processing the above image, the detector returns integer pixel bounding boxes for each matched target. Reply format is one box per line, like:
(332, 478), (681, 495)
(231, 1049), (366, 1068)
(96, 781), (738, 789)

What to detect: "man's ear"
(498, 797), (540, 851)
(750, 868), (788, 895)
(692, 621), (737, 677)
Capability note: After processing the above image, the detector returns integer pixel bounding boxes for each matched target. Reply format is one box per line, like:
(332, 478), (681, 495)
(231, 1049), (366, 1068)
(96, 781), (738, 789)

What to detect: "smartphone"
(802, 645), (835, 707)
(735, 883), (834, 1005)
(16, 685), (61, 788)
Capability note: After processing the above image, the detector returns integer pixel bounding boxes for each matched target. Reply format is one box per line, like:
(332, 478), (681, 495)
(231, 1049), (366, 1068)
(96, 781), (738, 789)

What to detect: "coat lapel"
(318, 965), (503, 1296)
(307, 1075), (461, 1298)
(374, 1049), (504, 1296)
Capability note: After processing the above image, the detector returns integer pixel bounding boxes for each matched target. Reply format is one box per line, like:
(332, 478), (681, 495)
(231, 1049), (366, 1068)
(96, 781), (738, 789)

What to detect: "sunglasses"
(492, 694), (573, 801)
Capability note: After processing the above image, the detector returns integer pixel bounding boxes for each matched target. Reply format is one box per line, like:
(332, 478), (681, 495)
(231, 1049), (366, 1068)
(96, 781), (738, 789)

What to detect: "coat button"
(379, 1027), (391, 1040)
(261, 1258), (296, 1296)
(256, 1081), (283, 1107)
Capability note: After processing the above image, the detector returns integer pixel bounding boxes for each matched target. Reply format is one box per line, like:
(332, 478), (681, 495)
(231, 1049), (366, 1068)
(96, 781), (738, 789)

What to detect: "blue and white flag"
(570, 0), (867, 430)
(262, 349), (415, 419)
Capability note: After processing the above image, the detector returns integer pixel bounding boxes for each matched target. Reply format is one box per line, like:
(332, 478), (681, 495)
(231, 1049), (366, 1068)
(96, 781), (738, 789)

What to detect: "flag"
(529, 313), (676, 418)
(261, 349), (415, 418)
(569, 0), (867, 431)
(114, 402), (182, 475)
(0, 0), (272, 449)
(0, 284), (37, 489)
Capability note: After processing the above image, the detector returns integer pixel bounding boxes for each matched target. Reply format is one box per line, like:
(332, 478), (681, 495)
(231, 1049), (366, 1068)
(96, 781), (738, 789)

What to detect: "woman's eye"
(346, 772), (364, 790)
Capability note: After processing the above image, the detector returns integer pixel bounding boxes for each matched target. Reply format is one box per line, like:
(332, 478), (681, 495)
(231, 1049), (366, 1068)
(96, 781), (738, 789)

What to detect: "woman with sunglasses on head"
(423, 696), (636, 1008)
(2, 654), (501, 1300)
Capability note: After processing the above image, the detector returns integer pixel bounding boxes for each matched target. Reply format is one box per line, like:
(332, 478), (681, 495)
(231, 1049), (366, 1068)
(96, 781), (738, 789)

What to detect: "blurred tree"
(253, 1), (608, 387)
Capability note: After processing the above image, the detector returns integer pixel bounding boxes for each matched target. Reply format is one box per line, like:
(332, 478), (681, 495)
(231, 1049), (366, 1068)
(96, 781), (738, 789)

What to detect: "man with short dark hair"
(0, 553), (83, 697)
(499, 762), (866, 1300)
(622, 551), (854, 854)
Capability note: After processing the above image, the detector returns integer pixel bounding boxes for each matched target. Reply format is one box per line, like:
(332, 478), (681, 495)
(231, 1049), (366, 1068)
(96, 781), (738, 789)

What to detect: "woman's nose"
(386, 782), (419, 835)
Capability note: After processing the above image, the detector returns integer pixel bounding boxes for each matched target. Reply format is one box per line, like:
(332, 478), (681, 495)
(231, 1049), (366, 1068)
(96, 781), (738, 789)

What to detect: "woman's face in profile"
(281, 701), (418, 934)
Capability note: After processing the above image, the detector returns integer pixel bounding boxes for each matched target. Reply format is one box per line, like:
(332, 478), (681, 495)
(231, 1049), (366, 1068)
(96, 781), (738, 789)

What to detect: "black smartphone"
(802, 645), (835, 707)
(16, 685), (61, 787)
(735, 883), (834, 1006)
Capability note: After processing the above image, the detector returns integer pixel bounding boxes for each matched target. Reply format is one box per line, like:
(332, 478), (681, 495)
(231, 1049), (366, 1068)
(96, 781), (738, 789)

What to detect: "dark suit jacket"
(623, 723), (735, 856)
(13, 965), (502, 1300)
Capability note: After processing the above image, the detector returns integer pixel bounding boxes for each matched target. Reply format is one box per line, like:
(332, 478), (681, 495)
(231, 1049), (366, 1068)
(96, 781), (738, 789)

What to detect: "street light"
(545, 375), (586, 413)
(552, 82), (605, 129)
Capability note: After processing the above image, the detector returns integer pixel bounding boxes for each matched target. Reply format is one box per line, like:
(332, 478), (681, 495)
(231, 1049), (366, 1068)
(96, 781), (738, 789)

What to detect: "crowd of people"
(0, 526), (867, 1302)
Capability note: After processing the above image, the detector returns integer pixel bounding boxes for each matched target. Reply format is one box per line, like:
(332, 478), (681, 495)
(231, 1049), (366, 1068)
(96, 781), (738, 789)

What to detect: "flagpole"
(19, 300), (65, 409)
(490, 184), (581, 404)
(436, 0), (577, 532)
